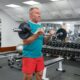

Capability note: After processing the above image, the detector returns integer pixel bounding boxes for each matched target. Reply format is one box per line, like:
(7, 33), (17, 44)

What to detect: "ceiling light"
(6, 4), (21, 8)
(50, 0), (60, 1)
(23, 1), (40, 5)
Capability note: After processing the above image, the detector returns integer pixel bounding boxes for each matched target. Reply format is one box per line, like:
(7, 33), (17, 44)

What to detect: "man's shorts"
(22, 57), (44, 74)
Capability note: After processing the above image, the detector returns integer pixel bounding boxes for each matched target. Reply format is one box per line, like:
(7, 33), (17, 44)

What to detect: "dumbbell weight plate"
(56, 28), (67, 40)
(18, 22), (33, 39)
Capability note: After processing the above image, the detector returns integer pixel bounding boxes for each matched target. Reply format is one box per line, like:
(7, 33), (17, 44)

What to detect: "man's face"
(29, 8), (41, 23)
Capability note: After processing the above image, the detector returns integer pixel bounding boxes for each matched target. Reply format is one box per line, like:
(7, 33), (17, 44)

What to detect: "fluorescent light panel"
(6, 4), (20, 8)
(23, 1), (40, 5)
(50, 0), (60, 1)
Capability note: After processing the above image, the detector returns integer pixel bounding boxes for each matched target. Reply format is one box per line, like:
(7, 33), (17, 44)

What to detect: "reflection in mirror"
(42, 22), (80, 43)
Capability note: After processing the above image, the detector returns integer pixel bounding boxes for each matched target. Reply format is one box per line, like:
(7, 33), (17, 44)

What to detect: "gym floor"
(0, 56), (80, 80)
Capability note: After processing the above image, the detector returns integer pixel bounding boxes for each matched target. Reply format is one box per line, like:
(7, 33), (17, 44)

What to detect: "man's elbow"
(23, 40), (31, 44)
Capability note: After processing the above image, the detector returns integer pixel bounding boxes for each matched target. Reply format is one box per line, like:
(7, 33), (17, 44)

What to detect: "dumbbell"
(13, 22), (67, 40)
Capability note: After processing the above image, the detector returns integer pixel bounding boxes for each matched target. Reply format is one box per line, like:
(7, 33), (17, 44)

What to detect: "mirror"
(42, 22), (80, 43)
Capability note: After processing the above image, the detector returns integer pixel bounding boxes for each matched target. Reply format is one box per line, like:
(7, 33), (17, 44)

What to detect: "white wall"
(0, 10), (22, 47)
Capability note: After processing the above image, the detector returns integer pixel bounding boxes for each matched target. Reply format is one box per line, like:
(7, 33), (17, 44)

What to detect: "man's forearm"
(23, 34), (39, 44)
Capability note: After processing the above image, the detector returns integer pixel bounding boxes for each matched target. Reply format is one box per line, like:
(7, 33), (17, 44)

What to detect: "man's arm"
(23, 34), (39, 44)
(23, 28), (44, 44)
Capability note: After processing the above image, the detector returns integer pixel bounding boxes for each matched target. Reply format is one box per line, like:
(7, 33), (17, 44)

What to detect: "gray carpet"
(0, 57), (80, 80)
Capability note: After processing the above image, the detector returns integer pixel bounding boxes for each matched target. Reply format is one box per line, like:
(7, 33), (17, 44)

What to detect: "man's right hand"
(36, 28), (45, 35)
(23, 28), (44, 44)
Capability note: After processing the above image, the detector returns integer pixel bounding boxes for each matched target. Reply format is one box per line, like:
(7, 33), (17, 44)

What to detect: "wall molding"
(0, 46), (16, 52)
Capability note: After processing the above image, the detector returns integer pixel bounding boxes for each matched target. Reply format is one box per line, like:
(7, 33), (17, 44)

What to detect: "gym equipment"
(13, 22), (67, 40)
(13, 22), (33, 39)
(56, 28), (67, 40)
(43, 41), (80, 61)
(7, 52), (22, 70)
(8, 45), (23, 70)
(42, 56), (65, 80)
(8, 54), (22, 70)
(0, 51), (20, 69)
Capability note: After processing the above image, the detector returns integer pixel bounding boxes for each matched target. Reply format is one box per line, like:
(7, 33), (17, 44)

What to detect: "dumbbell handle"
(13, 28), (22, 32)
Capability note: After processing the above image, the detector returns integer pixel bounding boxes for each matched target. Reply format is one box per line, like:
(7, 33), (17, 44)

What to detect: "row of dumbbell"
(42, 48), (80, 60)
(47, 41), (80, 49)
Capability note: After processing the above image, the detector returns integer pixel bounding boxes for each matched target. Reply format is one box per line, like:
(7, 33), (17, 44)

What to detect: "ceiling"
(0, 0), (80, 21)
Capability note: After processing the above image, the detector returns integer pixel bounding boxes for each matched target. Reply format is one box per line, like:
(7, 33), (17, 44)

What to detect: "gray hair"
(29, 7), (39, 12)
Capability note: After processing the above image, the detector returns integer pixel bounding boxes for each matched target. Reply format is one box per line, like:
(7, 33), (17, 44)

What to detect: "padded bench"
(42, 56), (65, 80)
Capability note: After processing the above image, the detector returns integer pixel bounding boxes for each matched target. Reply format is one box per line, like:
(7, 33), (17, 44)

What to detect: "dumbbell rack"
(43, 45), (80, 52)
(42, 42), (80, 61)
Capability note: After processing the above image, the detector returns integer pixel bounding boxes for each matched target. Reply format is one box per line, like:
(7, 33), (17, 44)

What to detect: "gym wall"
(0, 10), (22, 48)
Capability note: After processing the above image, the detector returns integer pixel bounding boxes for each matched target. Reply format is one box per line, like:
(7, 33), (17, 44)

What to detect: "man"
(22, 7), (55, 80)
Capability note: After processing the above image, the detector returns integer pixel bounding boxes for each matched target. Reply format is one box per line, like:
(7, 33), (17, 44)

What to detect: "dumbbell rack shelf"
(42, 44), (80, 61)
(43, 45), (80, 52)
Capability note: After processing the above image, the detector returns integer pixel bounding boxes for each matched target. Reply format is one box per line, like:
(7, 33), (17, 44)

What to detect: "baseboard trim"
(0, 46), (16, 52)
